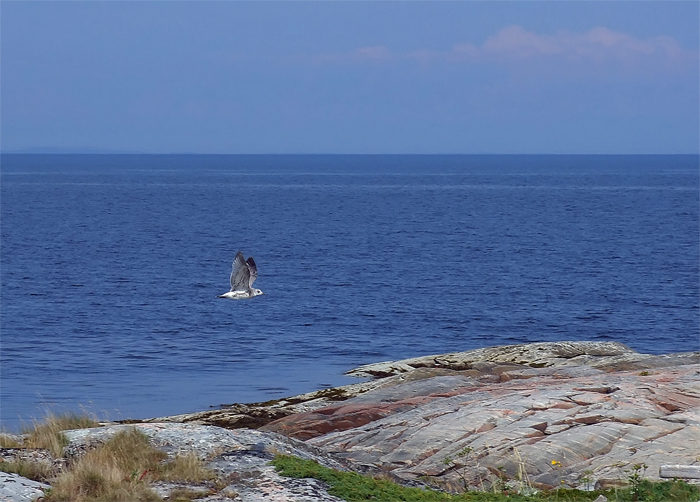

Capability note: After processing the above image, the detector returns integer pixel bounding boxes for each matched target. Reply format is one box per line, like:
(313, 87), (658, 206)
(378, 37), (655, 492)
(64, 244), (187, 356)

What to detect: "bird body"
(218, 251), (263, 299)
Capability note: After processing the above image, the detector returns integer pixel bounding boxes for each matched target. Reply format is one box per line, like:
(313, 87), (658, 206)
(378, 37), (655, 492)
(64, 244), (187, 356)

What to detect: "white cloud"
(473, 25), (686, 64)
(320, 26), (695, 77)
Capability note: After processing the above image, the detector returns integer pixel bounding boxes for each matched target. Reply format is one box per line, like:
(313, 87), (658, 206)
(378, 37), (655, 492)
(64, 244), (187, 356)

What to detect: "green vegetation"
(2, 413), (698, 502)
(271, 454), (700, 502)
(272, 454), (454, 501)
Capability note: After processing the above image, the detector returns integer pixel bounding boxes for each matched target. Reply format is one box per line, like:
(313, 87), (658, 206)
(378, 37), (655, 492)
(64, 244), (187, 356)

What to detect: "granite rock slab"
(4, 342), (699, 500)
(0, 472), (50, 502)
(149, 342), (698, 435)
(291, 362), (700, 491)
(1, 424), (347, 502)
(61, 423), (346, 501)
(346, 341), (699, 378)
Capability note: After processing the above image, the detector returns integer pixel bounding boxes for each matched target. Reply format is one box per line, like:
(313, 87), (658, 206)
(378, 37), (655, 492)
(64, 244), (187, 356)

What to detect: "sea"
(1, 154), (698, 432)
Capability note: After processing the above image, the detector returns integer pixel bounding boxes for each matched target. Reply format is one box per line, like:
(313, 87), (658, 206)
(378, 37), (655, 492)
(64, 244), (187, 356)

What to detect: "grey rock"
(660, 465), (700, 479)
(61, 423), (349, 501)
(0, 447), (65, 473)
(0, 472), (49, 502)
(346, 341), (699, 378)
(143, 342), (698, 437)
(303, 361), (700, 491)
(63, 423), (349, 470)
(208, 450), (343, 502)
(9, 342), (698, 500)
(138, 377), (402, 429)
(141, 367), (494, 432)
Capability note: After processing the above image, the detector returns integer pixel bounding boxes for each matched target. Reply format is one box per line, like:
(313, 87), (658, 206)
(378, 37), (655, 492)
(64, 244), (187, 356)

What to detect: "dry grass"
(166, 487), (214, 501)
(23, 412), (99, 457)
(5, 414), (219, 501)
(0, 434), (24, 447)
(45, 428), (164, 501)
(0, 458), (58, 482)
(157, 452), (216, 483)
(43, 428), (218, 502)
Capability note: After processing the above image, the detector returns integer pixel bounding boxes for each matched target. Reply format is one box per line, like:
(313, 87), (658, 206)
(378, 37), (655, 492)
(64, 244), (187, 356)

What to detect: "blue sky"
(2, 1), (698, 154)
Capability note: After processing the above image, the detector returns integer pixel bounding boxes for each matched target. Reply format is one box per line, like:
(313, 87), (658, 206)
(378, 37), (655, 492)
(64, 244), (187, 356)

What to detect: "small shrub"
(578, 470), (594, 491)
(626, 463), (648, 501)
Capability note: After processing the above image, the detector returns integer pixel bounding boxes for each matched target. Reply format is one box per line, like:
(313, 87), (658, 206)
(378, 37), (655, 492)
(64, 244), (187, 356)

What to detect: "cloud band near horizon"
(311, 25), (696, 78)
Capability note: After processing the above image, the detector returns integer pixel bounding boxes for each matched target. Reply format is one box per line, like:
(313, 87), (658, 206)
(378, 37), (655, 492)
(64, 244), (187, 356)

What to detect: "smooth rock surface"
(660, 465), (700, 479)
(4, 342), (699, 500)
(139, 377), (405, 430)
(263, 357), (700, 492)
(0, 472), (50, 502)
(151, 342), (698, 434)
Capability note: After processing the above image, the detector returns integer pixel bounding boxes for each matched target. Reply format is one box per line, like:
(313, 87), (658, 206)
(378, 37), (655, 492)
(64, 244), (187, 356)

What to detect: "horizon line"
(2, 151), (699, 156)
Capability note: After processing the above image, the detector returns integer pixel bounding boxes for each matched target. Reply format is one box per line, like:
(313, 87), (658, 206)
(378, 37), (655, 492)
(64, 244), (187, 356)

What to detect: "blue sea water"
(1, 154), (698, 431)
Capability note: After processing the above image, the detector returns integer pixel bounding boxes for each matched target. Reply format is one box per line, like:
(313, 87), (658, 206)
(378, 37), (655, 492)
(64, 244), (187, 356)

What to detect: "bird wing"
(246, 256), (258, 288)
(246, 257), (258, 287)
(230, 251), (251, 292)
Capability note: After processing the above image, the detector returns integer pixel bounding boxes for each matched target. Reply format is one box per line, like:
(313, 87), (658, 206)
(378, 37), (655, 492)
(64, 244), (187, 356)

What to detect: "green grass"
(271, 455), (700, 502)
(272, 454), (455, 501)
(4, 412), (697, 502)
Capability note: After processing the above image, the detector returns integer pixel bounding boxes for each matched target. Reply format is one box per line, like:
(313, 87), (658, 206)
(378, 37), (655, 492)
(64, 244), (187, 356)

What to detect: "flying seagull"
(218, 251), (264, 299)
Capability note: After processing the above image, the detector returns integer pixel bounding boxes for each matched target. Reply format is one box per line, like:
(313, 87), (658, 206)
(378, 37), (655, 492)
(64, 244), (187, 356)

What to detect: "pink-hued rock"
(261, 348), (699, 492)
(5, 342), (697, 500)
(262, 375), (480, 440)
(117, 341), (700, 496)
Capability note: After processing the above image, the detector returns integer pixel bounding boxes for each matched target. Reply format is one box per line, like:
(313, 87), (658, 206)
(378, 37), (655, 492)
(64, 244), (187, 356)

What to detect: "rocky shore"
(2, 341), (699, 501)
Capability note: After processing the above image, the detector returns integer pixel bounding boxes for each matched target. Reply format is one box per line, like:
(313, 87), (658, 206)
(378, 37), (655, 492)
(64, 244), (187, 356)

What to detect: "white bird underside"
(218, 251), (264, 300)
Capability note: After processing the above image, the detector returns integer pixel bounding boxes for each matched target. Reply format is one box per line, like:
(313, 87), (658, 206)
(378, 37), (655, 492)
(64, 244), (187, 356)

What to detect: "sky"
(1, 1), (698, 154)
